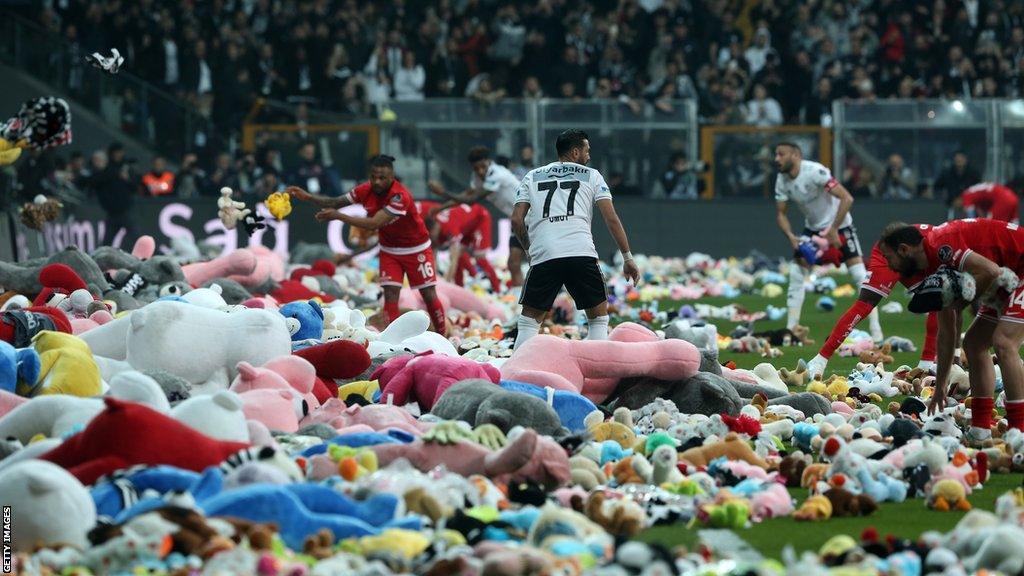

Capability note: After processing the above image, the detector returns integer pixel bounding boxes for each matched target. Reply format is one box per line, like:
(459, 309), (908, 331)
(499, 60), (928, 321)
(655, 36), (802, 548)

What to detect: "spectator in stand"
(934, 151), (983, 211)
(744, 84), (783, 127)
(92, 143), (138, 246)
(609, 171), (643, 197)
(287, 141), (338, 197)
(142, 156), (175, 197)
(803, 77), (834, 126)
(513, 144), (534, 179)
(174, 153), (207, 198)
(208, 152), (239, 193)
(660, 152), (700, 199)
(879, 154), (917, 200)
(394, 51), (426, 101)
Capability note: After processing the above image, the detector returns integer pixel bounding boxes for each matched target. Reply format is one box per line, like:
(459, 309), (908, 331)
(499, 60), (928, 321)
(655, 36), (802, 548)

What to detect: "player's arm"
(822, 183), (854, 246)
(317, 207), (397, 230)
(960, 250), (1005, 303)
(929, 306), (959, 414)
(775, 201), (799, 249)
(511, 202), (531, 252)
(287, 185), (351, 209)
(446, 241), (462, 281)
(428, 180), (494, 207)
(597, 198), (640, 285)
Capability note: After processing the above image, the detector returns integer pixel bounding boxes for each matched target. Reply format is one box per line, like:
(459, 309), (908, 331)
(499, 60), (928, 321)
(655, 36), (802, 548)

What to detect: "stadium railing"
(699, 125), (832, 198)
(833, 100), (1024, 194)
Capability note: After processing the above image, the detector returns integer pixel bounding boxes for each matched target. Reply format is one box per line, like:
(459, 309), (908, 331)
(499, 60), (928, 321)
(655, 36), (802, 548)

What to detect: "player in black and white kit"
(511, 129), (640, 350)
(428, 146), (526, 291)
(774, 142), (883, 342)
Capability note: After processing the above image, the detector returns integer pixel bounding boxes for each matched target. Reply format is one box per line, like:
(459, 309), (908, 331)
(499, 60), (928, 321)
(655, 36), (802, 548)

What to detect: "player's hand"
(315, 208), (342, 222)
(822, 227), (841, 248)
(286, 185), (312, 202)
(427, 180), (445, 196)
(789, 235), (801, 250)
(623, 259), (641, 286)
(927, 380), (948, 416)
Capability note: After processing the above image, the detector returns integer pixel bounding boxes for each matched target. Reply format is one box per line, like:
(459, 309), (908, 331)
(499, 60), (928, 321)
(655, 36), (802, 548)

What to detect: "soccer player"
(288, 154), (448, 335)
(804, 228), (938, 378)
(773, 142), (883, 342)
(879, 219), (1024, 440)
(958, 182), (1020, 223)
(418, 200), (501, 291)
(511, 129), (639, 350)
(428, 146), (525, 291)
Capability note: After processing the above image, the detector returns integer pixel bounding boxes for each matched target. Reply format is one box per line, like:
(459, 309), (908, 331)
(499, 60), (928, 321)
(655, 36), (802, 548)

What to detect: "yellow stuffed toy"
(22, 331), (102, 397)
(265, 191), (292, 220)
(336, 380), (379, 404)
(328, 444), (378, 481)
(351, 529), (430, 560)
(0, 138), (23, 166)
(585, 411), (636, 450)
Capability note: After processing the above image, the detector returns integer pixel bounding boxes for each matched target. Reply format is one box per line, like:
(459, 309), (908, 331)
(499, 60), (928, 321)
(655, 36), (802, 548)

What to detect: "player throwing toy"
(288, 154), (448, 335)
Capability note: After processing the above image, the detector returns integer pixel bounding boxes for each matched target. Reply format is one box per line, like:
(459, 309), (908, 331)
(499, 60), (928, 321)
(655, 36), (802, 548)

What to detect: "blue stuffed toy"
(499, 380), (597, 433)
(279, 300), (325, 350)
(0, 340), (40, 393)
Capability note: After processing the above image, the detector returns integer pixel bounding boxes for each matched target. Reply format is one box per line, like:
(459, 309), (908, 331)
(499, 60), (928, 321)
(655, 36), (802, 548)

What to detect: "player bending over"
(773, 142), (883, 342)
(805, 228), (939, 378)
(288, 154), (448, 335)
(428, 146), (525, 292)
(418, 200), (501, 292)
(958, 182), (1020, 223)
(511, 129), (639, 350)
(880, 219), (1024, 442)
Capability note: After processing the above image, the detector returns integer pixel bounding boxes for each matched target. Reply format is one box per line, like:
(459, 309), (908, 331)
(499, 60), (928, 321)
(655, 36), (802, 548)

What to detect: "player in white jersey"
(773, 142), (882, 341)
(428, 146), (526, 290)
(511, 129), (640, 350)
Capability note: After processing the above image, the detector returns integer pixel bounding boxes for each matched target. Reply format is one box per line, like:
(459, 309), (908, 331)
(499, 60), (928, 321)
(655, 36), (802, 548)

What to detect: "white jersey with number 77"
(515, 161), (612, 266)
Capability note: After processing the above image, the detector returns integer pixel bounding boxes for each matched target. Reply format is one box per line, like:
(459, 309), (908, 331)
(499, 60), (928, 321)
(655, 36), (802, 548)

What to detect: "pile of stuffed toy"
(2, 238), (1023, 576)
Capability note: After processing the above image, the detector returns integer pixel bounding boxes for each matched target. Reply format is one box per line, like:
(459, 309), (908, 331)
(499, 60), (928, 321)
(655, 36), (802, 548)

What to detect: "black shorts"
(520, 256), (607, 311)
(793, 224), (863, 261)
(509, 233), (525, 252)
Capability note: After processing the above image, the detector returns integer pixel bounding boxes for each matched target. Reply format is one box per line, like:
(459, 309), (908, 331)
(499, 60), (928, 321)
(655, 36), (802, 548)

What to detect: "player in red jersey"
(958, 183), (1020, 223)
(880, 219), (1024, 440)
(416, 199), (500, 291)
(804, 231), (939, 378)
(288, 155), (447, 335)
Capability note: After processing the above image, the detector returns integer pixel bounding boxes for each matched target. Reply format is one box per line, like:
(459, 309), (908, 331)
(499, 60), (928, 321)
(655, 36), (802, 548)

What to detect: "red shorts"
(978, 282), (1024, 324)
(379, 247), (438, 290)
(455, 210), (493, 252)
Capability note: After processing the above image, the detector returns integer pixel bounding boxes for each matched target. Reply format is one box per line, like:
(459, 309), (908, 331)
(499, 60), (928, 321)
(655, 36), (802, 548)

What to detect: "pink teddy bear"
(371, 351), (501, 411)
(500, 322), (701, 403)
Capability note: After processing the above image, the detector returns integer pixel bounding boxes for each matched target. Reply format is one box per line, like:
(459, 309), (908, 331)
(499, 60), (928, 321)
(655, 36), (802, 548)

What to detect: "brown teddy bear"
(779, 452), (812, 487)
(680, 433), (769, 468)
(858, 343), (894, 365)
(584, 491), (645, 537)
(824, 487), (878, 517)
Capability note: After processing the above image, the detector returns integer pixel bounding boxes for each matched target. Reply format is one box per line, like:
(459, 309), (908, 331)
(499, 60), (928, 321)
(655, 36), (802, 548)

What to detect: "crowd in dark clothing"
(27, 0), (1024, 137)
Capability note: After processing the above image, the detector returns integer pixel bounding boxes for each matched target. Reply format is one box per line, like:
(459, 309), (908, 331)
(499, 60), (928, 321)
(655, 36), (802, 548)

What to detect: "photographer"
(879, 153), (917, 199)
(174, 153), (208, 198)
(660, 151), (704, 199)
(92, 142), (138, 246)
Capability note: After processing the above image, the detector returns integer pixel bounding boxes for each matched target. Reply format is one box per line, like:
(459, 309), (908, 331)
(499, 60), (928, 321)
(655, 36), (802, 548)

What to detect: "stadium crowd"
(11, 0), (1024, 202)
(32, 0), (1024, 130)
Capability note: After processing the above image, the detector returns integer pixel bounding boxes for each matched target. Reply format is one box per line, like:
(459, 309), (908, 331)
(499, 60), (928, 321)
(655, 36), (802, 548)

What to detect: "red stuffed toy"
(41, 397), (250, 485)
(293, 339), (370, 381)
(720, 413), (762, 436)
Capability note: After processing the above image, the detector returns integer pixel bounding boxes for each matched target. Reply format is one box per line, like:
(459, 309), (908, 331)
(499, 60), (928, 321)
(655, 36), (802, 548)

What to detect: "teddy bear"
(680, 433), (769, 469)
(793, 494), (833, 521)
(19, 194), (63, 230)
(0, 459), (96, 552)
(859, 343), (895, 365)
(584, 491), (646, 537)
(217, 187), (264, 234)
(431, 379), (566, 437)
(824, 487), (878, 517)
(279, 300), (325, 349)
(929, 478), (972, 511)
